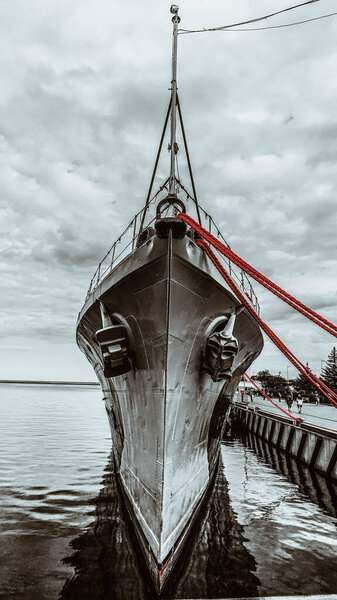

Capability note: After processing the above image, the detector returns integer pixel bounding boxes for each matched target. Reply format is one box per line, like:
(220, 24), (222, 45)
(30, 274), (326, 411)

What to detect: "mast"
(168, 5), (180, 197)
(138, 4), (202, 236)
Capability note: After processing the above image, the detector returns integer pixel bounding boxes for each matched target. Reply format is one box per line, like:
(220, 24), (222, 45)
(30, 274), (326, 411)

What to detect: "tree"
(254, 370), (290, 398)
(293, 362), (317, 402)
(253, 370), (271, 391)
(321, 347), (337, 396)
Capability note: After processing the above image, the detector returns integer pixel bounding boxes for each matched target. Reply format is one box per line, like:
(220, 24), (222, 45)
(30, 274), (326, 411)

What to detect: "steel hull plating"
(76, 234), (263, 589)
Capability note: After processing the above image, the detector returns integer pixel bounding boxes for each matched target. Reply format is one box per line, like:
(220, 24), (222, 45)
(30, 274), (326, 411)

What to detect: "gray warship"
(76, 5), (263, 591)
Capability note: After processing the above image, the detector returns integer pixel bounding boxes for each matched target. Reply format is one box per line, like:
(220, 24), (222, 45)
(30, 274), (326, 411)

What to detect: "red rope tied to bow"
(243, 372), (301, 422)
(177, 213), (337, 338)
(176, 215), (337, 408)
(196, 237), (337, 408)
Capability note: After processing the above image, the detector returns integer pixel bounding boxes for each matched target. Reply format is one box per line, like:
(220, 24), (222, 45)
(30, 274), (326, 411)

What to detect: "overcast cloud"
(0, 0), (336, 380)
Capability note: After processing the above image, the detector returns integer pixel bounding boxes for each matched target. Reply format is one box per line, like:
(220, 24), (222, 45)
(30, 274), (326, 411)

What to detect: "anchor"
(96, 302), (132, 378)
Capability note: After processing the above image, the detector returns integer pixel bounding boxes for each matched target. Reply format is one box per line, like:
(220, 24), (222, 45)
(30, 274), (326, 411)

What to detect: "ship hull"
(76, 232), (263, 590)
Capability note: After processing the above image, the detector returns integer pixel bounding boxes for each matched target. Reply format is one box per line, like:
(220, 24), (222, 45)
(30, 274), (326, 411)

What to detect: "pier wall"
(229, 403), (337, 481)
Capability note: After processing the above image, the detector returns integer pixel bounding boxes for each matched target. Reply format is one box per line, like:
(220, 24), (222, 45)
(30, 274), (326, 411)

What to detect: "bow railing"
(84, 206), (156, 302)
(83, 194), (260, 314)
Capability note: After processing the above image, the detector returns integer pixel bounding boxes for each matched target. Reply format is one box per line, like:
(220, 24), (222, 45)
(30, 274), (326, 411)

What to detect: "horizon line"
(0, 379), (99, 385)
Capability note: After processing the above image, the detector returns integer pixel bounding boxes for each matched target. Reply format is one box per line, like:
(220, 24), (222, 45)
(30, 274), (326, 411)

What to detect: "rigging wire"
(201, 11), (337, 32)
(178, 0), (325, 34)
(176, 94), (202, 224)
(137, 100), (171, 237)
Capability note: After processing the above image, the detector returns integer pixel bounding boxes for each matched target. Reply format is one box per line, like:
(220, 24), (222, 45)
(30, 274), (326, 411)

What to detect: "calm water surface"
(0, 384), (111, 599)
(1, 384), (337, 599)
(222, 437), (337, 597)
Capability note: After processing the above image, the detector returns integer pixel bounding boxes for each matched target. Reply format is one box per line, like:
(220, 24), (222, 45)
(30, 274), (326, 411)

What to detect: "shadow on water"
(61, 454), (260, 600)
(241, 431), (337, 519)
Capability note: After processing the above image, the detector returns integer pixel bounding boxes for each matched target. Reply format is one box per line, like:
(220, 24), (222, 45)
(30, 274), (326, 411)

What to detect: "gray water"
(1, 384), (337, 599)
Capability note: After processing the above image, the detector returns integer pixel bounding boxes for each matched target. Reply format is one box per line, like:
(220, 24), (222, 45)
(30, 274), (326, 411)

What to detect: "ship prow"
(76, 4), (263, 592)
(77, 225), (263, 590)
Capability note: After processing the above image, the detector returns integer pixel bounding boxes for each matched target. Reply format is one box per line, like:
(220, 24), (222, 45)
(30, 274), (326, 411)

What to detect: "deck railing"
(84, 199), (260, 314)
(197, 205), (260, 314)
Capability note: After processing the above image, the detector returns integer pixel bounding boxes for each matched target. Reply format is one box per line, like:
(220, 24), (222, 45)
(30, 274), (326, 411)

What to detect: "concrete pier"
(229, 403), (337, 481)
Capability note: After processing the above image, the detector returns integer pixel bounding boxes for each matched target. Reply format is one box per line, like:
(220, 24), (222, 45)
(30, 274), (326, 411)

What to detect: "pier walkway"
(234, 394), (337, 433)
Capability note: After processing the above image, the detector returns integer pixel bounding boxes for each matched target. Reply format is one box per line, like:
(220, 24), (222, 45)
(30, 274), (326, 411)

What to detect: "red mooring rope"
(178, 213), (337, 337)
(243, 373), (301, 422)
(177, 213), (337, 408)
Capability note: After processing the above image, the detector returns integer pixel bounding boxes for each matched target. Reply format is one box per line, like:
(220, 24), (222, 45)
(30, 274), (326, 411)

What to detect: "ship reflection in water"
(222, 434), (337, 598)
(62, 435), (337, 599)
(1, 385), (337, 599)
(61, 434), (337, 599)
(61, 454), (259, 600)
(244, 431), (337, 520)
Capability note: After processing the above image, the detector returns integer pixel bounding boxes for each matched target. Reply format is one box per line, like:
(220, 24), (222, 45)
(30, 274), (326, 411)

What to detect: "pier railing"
(197, 204), (260, 314)
(84, 195), (260, 314)
(229, 402), (337, 479)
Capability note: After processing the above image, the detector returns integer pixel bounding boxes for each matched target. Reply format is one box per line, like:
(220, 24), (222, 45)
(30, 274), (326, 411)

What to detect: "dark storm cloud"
(30, 225), (107, 267)
(0, 0), (336, 378)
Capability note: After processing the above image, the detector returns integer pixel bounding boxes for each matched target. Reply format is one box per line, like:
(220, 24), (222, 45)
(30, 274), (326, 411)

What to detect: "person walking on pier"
(286, 397), (293, 411)
(297, 395), (304, 414)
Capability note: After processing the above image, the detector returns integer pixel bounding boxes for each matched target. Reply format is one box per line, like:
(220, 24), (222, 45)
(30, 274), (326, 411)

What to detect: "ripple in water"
(1, 384), (337, 598)
(61, 454), (259, 600)
(0, 384), (111, 598)
(222, 433), (337, 597)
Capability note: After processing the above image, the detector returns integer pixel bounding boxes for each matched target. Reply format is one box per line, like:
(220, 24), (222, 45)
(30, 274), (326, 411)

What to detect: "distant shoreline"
(0, 380), (99, 386)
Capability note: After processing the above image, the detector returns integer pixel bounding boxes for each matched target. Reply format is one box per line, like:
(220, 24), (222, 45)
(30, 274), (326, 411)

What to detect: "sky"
(0, 0), (336, 381)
